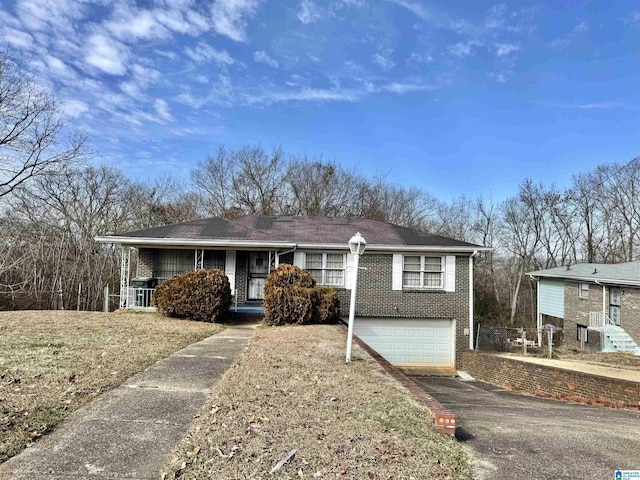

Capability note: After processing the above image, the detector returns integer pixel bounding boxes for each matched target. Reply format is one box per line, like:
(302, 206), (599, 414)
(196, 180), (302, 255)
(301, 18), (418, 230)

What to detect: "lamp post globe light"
(346, 232), (367, 362)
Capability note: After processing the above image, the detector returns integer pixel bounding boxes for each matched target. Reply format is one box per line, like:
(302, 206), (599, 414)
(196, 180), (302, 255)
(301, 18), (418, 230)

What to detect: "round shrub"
(263, 264), (341, 326)
(152, 269), (231, 322)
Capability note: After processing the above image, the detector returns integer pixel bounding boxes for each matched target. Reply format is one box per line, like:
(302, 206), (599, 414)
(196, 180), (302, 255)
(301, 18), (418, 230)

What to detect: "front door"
(247, 252), (268, 300)
(609, 287), (621, 326)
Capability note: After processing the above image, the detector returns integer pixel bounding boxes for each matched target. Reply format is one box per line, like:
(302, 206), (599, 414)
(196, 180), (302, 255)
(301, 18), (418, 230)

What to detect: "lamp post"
(346, 232), (367, 362)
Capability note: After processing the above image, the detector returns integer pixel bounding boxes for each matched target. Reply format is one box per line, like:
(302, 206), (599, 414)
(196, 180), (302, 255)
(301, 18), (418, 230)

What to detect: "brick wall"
(563, 282), (640, 347)
(462, 351), (640, 409)
(137, 248), (155, 278)
(236, 251), (248, 304)
(620, 287), (640, 345)
(334, 254), (470, 366)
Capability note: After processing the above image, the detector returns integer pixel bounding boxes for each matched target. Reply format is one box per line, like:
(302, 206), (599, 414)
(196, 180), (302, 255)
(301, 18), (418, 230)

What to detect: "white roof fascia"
(531, 273), (640, 287)
(94, 237), (295, 249)
(95, 235), (491, 253)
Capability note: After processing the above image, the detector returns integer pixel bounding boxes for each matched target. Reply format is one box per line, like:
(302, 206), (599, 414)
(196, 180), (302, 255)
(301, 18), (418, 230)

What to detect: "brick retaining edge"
(341, 324), (456, 435)
(462, 351), (640, 410)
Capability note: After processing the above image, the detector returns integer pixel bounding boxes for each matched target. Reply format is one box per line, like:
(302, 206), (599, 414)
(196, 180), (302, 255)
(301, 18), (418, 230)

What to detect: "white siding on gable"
(539, 279), (565, 319)
(445, 255), (456, 292)
(392, 254), (403, 290)
(225, 250), (236, 294)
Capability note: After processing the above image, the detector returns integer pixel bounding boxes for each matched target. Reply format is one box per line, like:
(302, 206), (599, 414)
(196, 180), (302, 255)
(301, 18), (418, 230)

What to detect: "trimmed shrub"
(152, 269), (231, 322)
(263, 265), (341, 326)
(264, 286), (319, 326)
(315, 287), (340, 324)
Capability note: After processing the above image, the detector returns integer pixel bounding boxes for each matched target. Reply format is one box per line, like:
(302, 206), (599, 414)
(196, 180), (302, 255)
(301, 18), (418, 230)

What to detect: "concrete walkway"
(0, 321), (258, 480)
(496, 353), (640, 383)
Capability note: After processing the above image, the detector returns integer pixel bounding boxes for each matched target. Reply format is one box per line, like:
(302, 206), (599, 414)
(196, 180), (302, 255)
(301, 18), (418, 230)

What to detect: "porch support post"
(119, 246), (131, 309)
(602, 284), (606, 317)
(195, 249), (204, 270)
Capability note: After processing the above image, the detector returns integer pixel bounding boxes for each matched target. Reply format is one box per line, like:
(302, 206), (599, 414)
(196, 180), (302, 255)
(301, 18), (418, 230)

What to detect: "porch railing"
(125, 287), (156, 309)
(588, 311), (607, 327)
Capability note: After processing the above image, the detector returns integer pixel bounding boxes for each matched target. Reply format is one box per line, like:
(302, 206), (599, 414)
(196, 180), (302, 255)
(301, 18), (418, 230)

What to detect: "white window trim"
(305, 252), (346, 287)
(402, 255), (445, 289)
(578, 282), (589, 299)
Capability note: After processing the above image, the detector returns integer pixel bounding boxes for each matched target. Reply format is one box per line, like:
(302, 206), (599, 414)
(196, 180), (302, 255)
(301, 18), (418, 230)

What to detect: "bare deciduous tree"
(0, 50), (86, 198)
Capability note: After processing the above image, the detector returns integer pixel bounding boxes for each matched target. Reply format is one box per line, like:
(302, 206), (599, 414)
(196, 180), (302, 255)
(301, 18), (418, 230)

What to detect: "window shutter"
(392, 254), (403, 291)
(294, 251), (305, 268)
(225, 251), (236, 293)
(445, 255), (456, 292)
(345, 253), (355, 290)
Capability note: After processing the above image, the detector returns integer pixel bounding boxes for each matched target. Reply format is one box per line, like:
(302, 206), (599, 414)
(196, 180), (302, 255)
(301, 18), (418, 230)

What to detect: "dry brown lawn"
(0, 310), (222, 463)
(555, 348), (640, 371)
(163, 325), (471, 480)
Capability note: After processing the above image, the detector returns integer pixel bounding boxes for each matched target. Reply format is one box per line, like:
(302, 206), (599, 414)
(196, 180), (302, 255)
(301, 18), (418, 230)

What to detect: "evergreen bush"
(152, 269), (231, 322)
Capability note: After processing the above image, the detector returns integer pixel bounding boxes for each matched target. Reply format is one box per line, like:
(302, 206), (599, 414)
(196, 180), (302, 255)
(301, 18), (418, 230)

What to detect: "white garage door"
(353, 318), (455, 368)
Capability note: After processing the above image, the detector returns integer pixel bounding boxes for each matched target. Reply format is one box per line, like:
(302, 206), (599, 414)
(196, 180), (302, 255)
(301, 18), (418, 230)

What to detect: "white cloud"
(298, 0), (322, 24)
(45, 55), (76, 80)
(4, 27), (34, 49)
(383, 82), (437, 94)
(372, 51), (395, 70)
(449, 42), (476, 57)
(386, 0), (434, 22)
(63, 98), (90, 118)
(573, 21), (589, 33)
(495, 43), (520, 57)
(247, 87), (360, 105)
(626, 11), (640, 25)
(185, 42), (235, 65)
(85, 33), (129, 76)
(154, 99), (174, 122)
(254, 50), (279, 68)
(210, 0), (261, 42)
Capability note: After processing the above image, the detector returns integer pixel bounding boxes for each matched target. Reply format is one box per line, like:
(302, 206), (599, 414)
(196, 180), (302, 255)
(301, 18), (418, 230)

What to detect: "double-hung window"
(578, 282), (589, 299)
(402, 255), (444, 289)
(305, 253), (345, 287)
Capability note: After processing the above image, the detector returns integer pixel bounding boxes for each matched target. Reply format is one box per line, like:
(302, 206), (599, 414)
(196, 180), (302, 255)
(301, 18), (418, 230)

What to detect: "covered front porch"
(119, 247), (295, 311)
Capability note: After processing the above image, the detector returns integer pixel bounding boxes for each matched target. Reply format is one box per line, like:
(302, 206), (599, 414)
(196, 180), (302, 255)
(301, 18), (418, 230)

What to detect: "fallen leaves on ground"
(163, 325), (471, 479)
(0, 310), (222, 463)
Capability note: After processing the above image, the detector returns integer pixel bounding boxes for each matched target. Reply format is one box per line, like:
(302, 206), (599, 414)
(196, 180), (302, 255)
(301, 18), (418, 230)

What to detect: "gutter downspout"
(469, 250), (479, 350)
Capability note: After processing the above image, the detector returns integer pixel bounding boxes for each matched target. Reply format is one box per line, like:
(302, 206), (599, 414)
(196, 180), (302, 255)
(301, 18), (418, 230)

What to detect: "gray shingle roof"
(528, 261), (640, 286)
(109, 215), (485, 249)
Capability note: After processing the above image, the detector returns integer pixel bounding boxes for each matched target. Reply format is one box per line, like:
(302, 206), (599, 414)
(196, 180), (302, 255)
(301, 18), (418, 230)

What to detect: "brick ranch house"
(529, 261), (640, 355)
(96, 215), (491, 373)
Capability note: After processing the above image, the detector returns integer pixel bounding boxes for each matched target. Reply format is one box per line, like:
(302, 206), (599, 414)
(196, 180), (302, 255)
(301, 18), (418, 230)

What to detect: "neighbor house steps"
(603, 325), (640, 356)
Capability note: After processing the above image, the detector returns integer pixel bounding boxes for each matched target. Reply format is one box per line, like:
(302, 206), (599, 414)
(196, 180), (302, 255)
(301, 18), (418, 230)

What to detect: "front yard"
(163, 325), (471, 479)
(0, 311), (222, 463)
(554, 348), (640, 371)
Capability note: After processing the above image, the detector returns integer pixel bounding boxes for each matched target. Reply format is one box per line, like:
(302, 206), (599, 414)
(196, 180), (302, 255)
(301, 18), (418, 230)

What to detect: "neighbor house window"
(305, 253), (345, 286)
(579, 282), (589, 299)
(402, 255), (444, 289)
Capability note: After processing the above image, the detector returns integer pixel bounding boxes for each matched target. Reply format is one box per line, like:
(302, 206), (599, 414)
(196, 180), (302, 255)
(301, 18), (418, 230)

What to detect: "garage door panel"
(353, 318), (454, 368)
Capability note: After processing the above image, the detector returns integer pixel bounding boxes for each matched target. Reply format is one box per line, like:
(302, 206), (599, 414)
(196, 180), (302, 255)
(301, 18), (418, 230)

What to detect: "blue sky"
(1, 0), (639, 201)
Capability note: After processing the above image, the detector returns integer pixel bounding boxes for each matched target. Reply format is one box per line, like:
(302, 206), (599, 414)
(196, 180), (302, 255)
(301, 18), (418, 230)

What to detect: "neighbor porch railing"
(588, 311), (607, 327)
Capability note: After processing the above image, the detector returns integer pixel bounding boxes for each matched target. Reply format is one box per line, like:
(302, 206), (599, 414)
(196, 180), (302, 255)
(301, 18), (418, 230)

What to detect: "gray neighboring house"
(96, 215), (490, 373)
(529, 261), (640, 355)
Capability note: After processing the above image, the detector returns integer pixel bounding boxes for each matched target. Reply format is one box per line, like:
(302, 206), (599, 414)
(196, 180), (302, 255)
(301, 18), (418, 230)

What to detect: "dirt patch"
(162, 325), (471, 479)
(0, 310), (222, 463)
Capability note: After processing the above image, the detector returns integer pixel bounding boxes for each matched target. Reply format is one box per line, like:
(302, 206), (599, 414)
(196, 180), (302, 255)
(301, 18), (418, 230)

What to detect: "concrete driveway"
(413, 376), (640, 480)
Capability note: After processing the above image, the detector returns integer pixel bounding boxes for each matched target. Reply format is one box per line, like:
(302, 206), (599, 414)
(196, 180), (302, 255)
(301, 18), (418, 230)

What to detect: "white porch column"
(119, 246), (131, 309)
(195, 249), (204, 270)
(536, 278), (542, 347)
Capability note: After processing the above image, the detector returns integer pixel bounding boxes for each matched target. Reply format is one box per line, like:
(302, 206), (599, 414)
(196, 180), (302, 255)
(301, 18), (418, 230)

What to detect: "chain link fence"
(475, 324), (563, 355)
